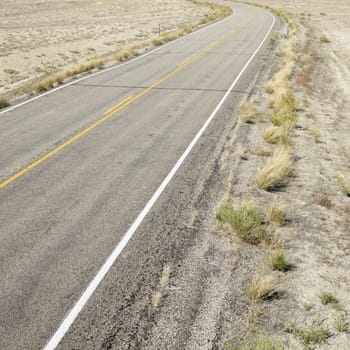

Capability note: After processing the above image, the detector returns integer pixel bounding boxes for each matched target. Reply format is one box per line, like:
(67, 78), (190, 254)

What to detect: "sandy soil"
(0, 0), (212, 95)
(220, 1), (350, 348)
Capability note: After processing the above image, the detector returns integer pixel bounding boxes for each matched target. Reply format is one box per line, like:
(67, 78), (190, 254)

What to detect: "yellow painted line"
(104, 95), (134, 116)
(178, 57), (195, 68)
(0, 12), (256, 190)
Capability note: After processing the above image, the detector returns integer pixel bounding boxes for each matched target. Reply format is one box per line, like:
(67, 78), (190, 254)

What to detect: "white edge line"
(43, 9), (275, 350)
(0, 10), (235, 117)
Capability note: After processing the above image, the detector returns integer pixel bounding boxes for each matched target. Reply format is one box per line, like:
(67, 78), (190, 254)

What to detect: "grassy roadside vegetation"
(218, 1), (326, 348)
(219, 1), (350, 348)
(0, 1), (231, 109)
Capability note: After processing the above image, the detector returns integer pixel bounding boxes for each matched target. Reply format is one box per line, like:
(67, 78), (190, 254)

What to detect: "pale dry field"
(0, 0), (212, 95)
(253, 0), (350, 71)
(251, 3), (350, 347)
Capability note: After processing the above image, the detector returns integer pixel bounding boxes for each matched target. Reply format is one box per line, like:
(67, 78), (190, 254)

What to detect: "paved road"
(0, 1), (276, 349)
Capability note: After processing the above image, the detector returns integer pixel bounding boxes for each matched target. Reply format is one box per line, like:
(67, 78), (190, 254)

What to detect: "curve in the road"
(0, 2), (277, 349)
(43, 8), (275, 350)
(0, 13), (254, 190)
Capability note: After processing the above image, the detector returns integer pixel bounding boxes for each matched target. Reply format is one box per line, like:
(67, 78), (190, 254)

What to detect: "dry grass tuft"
(152, 291), (162, 308)
(31, 58), (105, 94)
(263, 120), (294, 147)
(115, 48), (138, 61)
(216, 201), (266, 245)
(246, 302), (264, 330)
(270, 112), (297, 128)
(269, 92), (298, 128)
(267, 198), (286, 226)
(335, 313), (348, 333)
(256, 146), (293, 191)
(151, 37), (164, 46)
(239, 101), (258, 123)
(246, 275), (275, 304)
(263, 126), (281, 144)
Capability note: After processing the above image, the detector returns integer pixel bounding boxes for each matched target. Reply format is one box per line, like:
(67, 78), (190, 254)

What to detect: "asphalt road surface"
(0, 1), (276, 349)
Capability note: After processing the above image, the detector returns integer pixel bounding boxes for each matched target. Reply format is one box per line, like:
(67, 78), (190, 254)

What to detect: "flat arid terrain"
(0, 0), (213, 96)
(1, 0), (350, 349)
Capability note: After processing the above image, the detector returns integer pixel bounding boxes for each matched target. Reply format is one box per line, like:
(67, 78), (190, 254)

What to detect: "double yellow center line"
(0, 12), (255, 190)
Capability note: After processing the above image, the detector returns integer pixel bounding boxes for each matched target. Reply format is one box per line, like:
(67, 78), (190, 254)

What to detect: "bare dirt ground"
(0, 0), (212, 96)
(219, 1), (350, 348)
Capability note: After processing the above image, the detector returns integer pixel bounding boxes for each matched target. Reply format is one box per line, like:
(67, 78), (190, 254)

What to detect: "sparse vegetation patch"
(320, 292), (337, 305)
(239, 101), (259, 123)
(334, 313), (348, 333)
(287, 322), (330, 346)
(246, 275), (275, 303)
(267, 198), (286, 227)
(216, 201), (267, 244)
(263, 125), (281, 144)
(269, 250), (293, 271)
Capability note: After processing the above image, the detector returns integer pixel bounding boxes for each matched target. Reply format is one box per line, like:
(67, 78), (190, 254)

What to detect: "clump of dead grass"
(270, 91), (298, 120)
(263, 125), (281, 144)
(239, 101), (258, 123)
(334, 313), (348, 333)
(115, 47), (139, 61)
(246, 275), (275, 304)
(267, 198), (286, 226)
(31, 58), (105, 93)
(270, 111), (297, 128)
(256, 146), (293, 191)
(262, 121), (294, 147)
(264, 22), (299, 114)
(216, 201), (267, 245)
